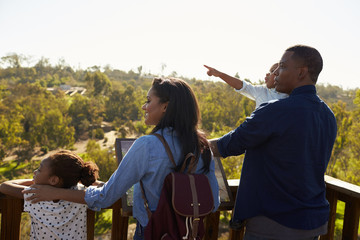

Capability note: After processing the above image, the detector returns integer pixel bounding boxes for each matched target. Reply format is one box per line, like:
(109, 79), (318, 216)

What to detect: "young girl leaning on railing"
(0, 150), (99, 240)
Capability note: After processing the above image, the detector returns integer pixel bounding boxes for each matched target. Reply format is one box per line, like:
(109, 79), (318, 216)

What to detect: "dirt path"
(72, 130), (119, 154)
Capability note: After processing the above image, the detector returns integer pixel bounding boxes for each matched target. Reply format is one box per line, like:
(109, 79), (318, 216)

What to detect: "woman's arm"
(0, 179), (34, 199)
(22, 184), (86, 204)
(24, 137), (149, 207)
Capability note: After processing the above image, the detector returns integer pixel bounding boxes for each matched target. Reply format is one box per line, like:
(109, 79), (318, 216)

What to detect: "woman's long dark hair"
(151, 77), (211, 173)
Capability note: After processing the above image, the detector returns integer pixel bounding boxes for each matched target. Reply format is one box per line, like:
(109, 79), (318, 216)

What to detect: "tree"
(1, 53), (27, 68)
(161, 63), (167, 76)
(83, 140), (117, 181)
(84, 71), (112, 96)
(105, 84), (143, 123)
(326, 101), (352, 178)
(0, 114), (23, 160)
(137, 65), (143, 76)
(69, 94), (91, 137)
(34, 57), (52, 77)
(2, 83), (75, 160)
(336, 89), (360, 184)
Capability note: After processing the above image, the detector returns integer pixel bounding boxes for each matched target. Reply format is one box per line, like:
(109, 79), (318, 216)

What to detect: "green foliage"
(85, 71), (112, 96)
(82, 140), (117, 181)
(191, 80), (255, 133)
(68, 94), (92, 137)
(326, 91), (360, 185)
(133, 120), (151, 136)
(0, 82), (75, 162)
(105, 83), (144, 123)
(1, 53), (27, 68)
(0, 112), (23, 154)
(40, 146), (49, 154)
(20, 213), (31, 240)
(94, 209), (113, 235)
(317, 84), (357, 110)
(221, 156), (244, 179)
(0, 159), (40, 182)
(68, 94), (105, 139)
(89, 128), (105, 140)
(333, 200), (360, 239)
(0, 147), (5, 161)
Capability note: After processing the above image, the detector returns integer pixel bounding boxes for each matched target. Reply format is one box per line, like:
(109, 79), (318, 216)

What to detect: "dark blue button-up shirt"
(218, 85), (337, 230)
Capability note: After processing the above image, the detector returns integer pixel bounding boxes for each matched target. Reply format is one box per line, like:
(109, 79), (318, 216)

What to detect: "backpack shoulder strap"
(180, 153), (198, 174)
(152, 133), (176, 167)
(140, 180), (152, 219)
(153, 133), (199, 174)
(140, 133), (176, 220)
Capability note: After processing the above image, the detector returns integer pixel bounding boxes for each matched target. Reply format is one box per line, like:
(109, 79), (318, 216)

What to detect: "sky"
(0, 0), (359, 89)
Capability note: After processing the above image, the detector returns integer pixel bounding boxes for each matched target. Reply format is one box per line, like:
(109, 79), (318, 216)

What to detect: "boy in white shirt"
(204, 63), (288, 108)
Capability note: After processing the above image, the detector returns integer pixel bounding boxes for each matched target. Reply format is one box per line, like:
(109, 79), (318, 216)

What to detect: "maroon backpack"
(141, 133), (214, 240)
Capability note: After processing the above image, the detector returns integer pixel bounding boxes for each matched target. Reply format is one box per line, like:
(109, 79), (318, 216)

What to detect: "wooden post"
(203, 211), (220, 240)
(342, 196), (360, 240)
(86, 209), (95, 240)
(320, 188), (338, 240)
(111, 199), (129, 240)
(325, 175), (360, 240)
(229, 227), (245, 240)
(0, 195), (23, 240)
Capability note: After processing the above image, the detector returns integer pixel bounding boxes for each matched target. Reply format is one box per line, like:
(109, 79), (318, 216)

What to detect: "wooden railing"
(321, 175), (360, 240)
(227, 176), (360, 240)
(1, 176), (359, 240)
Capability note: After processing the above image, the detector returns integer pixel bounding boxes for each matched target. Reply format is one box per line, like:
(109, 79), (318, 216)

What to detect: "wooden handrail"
(227, 176), (360, 240)
(321, 176), (360, 240)
(1, 175), (359, 240)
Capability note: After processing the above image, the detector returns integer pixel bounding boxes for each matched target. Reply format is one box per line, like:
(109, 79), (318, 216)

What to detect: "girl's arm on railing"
(0, 179), (34, 199)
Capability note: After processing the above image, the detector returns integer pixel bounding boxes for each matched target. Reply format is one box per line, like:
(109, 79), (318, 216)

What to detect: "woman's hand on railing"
(22, 184), (87, 204)
(22, 184), (60, 203)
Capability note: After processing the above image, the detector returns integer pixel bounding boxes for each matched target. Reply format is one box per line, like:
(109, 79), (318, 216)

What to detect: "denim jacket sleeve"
(85, 137), (150, 211)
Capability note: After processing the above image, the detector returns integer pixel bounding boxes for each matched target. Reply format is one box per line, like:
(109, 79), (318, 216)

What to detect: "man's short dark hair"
(286, 45), (323, 83)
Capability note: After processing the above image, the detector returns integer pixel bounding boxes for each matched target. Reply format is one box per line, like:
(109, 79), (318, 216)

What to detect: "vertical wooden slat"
(111, 199), (129, 240)
(203, 211), (220, 240)
(229, 227), (245, 240)
(228, 180), (244, 240)
(0, 196), (23, 240)
(321, 188), (338, 240)
(342, 196), (360, 240)
(86, 209), (95, 240)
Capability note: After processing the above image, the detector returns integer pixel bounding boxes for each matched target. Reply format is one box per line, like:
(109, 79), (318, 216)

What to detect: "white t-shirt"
(236, 81), (288, 109)
(24, 186), (87, 240)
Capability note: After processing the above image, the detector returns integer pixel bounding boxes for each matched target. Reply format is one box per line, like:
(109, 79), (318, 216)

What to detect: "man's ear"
(298, 66), (309, 80)
(49, 175), (60, 186)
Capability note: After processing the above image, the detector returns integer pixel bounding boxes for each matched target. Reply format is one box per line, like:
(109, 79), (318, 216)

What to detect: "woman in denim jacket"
(24, 77), (220, 240)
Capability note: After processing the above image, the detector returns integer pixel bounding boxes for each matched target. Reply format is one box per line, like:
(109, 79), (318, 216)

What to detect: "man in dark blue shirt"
(211, 45), (337, 239)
